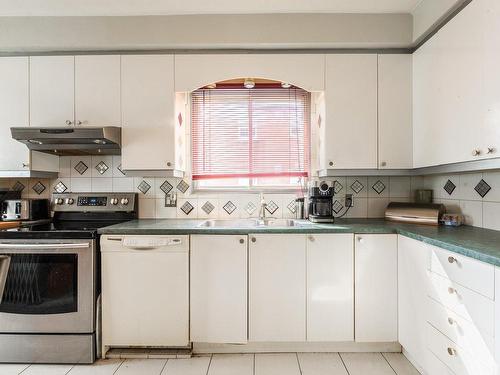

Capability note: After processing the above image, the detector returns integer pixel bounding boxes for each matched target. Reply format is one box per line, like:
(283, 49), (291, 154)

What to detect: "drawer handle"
(448, 287), (457, 295)
(448, 256), (457, 264)
(447, 347), (457, 356)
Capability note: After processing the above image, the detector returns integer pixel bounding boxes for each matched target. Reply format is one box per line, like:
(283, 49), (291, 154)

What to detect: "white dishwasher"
(101, 235), (189, 349)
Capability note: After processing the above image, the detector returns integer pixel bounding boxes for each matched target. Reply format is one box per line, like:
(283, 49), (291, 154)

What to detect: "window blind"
(191, 87), (310, 181)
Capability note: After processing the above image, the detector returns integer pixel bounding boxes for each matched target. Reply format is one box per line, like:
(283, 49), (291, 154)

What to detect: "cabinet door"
(190, 235), (247, 344)
(355, 234), (397, 342)
(30, 56), (75, 127)
(306, 233), (354, 341)
(0, 57), (30, 170)
(121, 55), (176, 171)
(398, 235), (431, 370)
(75, 55), (121, 126)
(249, 234), (306, 341)
(378, 54), (413, 169)
(324, 54), (377, 169)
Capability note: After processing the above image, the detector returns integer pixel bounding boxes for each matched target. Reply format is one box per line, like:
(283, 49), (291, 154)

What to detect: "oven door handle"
(0, 242), (90, 250)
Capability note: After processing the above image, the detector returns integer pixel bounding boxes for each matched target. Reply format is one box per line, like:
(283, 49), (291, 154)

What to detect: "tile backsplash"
(4, 156), (500, 226)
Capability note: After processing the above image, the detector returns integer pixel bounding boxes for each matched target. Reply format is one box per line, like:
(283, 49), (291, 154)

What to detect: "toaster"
(1, 199), (50, 221)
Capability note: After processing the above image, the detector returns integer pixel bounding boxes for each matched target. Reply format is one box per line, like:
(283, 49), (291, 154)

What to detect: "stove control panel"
(52, 193), (137, 212)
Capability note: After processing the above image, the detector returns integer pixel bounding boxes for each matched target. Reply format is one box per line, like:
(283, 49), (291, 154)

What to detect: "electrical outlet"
(345, 194), (353, 208)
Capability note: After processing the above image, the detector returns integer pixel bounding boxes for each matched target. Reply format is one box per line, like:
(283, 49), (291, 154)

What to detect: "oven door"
(0, 239), (95, 334)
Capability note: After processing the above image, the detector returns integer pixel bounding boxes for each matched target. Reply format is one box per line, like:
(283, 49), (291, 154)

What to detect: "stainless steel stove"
(0, 192), (138, 364)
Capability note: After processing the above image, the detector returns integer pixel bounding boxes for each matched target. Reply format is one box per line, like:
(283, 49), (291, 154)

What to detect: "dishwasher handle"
(122, 237), (183, 250)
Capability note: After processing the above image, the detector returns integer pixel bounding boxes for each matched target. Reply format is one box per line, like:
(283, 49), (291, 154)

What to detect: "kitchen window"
(191, 84), (311, 190)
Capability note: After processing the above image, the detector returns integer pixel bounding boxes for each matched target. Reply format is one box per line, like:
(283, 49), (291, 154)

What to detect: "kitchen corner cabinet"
(249, 234), (306, 342)
(321, 54), (378, 169)
(30, 55), (121, 127)
(354, 234), (397, 342)
(0, 57), (58, 173)
(378, 55), (413, 169)
(121, 55), (184, 173)
(190, 235), (248, 344)
(306, 233), (354, 341)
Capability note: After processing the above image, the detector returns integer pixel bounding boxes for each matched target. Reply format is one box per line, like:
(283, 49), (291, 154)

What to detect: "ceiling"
(0, 0), (423, 17)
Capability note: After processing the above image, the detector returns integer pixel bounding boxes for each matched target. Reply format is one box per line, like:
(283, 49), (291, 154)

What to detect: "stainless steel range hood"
(11, 127), (121, 156)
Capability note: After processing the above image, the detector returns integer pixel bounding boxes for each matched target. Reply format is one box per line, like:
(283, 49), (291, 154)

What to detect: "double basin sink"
(198, 218), (316, 228)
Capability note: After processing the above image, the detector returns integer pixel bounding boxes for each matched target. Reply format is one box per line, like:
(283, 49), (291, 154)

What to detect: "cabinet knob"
(447, 287), (457, 295)
(239, 238), (245, 244)
(251, 237), (256, 243)
(487, 147), (495, 154)
(447, 347), (457, 356)
(447, 256), (457, 264)
(65, 120), (73, 125)
(76, 120), (82, 126)
(308, 235), (315, 242)
(472, 149), (481, 156)
(447, 317), (454, 325)
(380, 161), (387, 167)
(166, 162), (172, 167)
(329, 161), (334, 167)
(22, 163), (29, 168)
(357, 237), (364, 243)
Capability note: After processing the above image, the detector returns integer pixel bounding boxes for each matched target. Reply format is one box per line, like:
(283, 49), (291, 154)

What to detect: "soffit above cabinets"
(0, 0), (422, 17)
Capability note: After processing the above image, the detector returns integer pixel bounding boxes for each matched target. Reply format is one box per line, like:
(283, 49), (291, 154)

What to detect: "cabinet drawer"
(426, 297), (494, 359)
(427, 271), (494, 338)
(426, 324), (494, 375)
(429, 246), (494, 299)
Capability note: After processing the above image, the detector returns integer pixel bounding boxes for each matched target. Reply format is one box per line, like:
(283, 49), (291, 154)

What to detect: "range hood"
(11, 127), (121, 156)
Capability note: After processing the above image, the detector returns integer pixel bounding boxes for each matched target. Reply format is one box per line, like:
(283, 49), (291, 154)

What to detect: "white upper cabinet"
(306, 234), (354, 342)
(354, 234), (398, 342)
(322, 54), (378, 169)
(174, 54), (325, 92)
(0, 57), (31, 171)
(190, 235), (247, 344)
(378, 54), (413, 169)
(121, 55), (182, 172)
(413, 0), (498, 167)
(249, 234), (306, 342)
(30, 56), (75, 127)
(75, 55), (121, 126)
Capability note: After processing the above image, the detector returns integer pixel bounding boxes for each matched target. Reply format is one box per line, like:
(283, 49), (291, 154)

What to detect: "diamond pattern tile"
(333, 180), (343, 194)
(177, 180), (189, 193)
(265, 200), (279, 215)
(180, 201), (194, 215)
(54, 181), (68, 193)
(332, 200), (344, 214)
(95, 161), (109, 175)
(160, 180), (174, 195)
(11, 181), (25, 192)
(443, 179), (456, 195)
(137, 180), (151, 194)
(32, 181), (46, 195)
(117, 164), (126, 176)
(287, 200), (297, 214)
(245, 202), (257, 215)
(351, 180), (364, 194)
(372, 180), (386, 195)
(201, 201), (215, 214)
(223, 201), (237, 215)
(74, 161), (88, 175)
(474, 179), (491, 198)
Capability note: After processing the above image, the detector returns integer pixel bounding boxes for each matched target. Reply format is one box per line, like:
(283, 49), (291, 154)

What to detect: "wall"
(423, 172), (500, 230)
(0, 13), (412, 52)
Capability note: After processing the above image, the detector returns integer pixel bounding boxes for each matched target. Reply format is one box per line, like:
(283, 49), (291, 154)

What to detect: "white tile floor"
(0, 353), (420, 375)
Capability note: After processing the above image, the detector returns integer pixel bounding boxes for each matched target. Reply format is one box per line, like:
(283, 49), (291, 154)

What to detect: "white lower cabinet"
(101, 235), (189, 348)
(249, 234), (307, 342)
(354, 234), (398, 342)
(306, 233), (354, 341)
(190, 235), (248, 344)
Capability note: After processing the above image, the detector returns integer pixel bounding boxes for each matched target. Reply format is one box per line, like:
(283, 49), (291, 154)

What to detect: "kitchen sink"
(198, 218), (316, 228)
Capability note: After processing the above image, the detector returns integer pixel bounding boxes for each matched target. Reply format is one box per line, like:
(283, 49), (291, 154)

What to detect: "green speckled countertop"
(98, 218), (500, 267)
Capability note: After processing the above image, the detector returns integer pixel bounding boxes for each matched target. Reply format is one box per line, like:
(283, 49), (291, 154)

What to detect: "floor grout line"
(18, 364), (31, 375)
(253, 353), (255, 375)
(205, 354), (213, 375)
(381, 352), (398, 375)
(112, 359), (125, 375)
(338, 352), (351, 375)
(159, 358), (169, 375)
(295, 353), (303, 375)
(64, 364), (76, 375)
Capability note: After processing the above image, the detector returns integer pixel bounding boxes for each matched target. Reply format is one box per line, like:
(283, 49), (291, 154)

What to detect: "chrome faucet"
(258, 193), (267, 220)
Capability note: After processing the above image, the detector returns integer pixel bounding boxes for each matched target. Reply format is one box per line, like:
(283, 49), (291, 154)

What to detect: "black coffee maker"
(308, 181), (334, 223)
